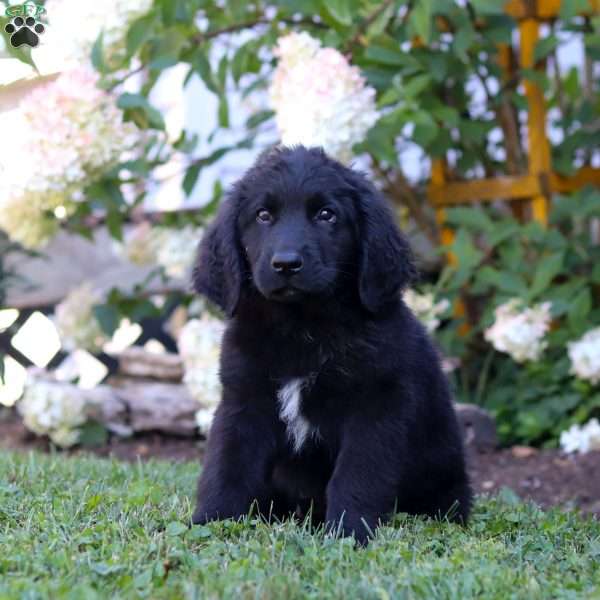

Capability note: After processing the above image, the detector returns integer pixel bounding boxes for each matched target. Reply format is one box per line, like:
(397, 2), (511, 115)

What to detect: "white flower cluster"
(117, 223), (202, 279)
(269, 32), (379, 163)
(42, 0), (153, 67)
(484, 299), (552, 363)
(560, 419), (600, 454)
(156, 225), (202, 280)
(18, 378), (90, 447)
(54, 282), (108, 353)
(568, 327), (600, 385)
(403, 289), (450, 333)
(178, 316), (225, 434)
(0, 67), (138, 248)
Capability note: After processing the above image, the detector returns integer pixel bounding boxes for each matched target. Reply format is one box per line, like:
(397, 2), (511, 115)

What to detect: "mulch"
(1, 412), (599, 518)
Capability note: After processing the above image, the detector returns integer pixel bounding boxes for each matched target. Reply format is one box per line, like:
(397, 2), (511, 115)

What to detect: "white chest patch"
(277, 378), (315, 453)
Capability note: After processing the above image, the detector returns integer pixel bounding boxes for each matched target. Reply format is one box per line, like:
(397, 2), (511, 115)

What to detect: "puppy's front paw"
(191, 506), (218, 525)
(325, 513), (374, 546)
(191, 501), (250, 525)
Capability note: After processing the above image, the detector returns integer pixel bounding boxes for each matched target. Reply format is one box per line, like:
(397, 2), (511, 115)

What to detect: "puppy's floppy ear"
(193, 197), (244, 317)
(351, 175), (417, 313)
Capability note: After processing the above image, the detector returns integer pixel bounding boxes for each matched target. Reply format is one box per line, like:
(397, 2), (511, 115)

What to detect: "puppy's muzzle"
(271, 252), (304, 276)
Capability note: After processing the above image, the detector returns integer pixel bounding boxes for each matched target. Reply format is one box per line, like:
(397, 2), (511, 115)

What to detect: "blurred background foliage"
(1, 0), (599, 446)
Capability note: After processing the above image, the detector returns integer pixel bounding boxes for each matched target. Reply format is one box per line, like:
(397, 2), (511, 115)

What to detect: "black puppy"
(191, 146), (471, 544)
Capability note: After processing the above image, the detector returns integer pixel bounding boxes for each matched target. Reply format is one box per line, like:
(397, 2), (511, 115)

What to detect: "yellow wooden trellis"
(423, 0), (600, 332)
(428, 0), (600, 241)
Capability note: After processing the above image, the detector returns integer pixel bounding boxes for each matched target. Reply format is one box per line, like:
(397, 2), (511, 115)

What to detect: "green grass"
(1, 453), (599, 599)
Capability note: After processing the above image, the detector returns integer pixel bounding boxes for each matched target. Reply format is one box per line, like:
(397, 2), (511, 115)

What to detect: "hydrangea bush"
(1, 0), (598, 448)
(116, 223), (202, 279)
(0, 67), (138, 248)
(484, 300), (552, 364)
(55, 282), (109, 354)
(437, 189), (600, 445)
(270, 32), (378, 162)
(19, 378), (91, 447)
(177, 315), (225, 434)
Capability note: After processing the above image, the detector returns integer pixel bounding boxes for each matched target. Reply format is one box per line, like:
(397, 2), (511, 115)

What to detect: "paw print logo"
(4, 16), (45, 48)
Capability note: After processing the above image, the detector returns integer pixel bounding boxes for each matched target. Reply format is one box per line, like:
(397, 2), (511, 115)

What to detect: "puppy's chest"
(277, 377), (321, 453)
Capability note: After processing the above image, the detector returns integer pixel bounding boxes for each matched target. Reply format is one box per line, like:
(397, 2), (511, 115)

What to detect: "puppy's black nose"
(271, 252), (303, 275)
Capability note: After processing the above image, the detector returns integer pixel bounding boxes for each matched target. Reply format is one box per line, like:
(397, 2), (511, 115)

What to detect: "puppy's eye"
(316, 208), (336, 223)
(256, 209), (273, 224)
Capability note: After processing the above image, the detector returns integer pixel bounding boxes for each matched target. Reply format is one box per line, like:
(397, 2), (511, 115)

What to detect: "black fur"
(192, 146), (471, 544)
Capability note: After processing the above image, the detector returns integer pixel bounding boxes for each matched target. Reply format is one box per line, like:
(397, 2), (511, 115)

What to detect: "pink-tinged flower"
(0, 66), (138, 247)
(484, 299), (552, 363)
(269, 32), (378, 162)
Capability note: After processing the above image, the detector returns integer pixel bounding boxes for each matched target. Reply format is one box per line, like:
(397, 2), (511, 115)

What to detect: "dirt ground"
(1, 412), (599, 517)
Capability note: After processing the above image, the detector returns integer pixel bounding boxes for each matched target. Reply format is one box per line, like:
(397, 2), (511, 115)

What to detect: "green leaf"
(477, 266), (527, 295)
(528, 252), (564, 299)
(534, 35), (559, 62)
(126, 13), (155, 58)
(183, 163), (201, 196)
(413, 121), (438, 147)
(559, 0), (590, 19)
(453, 25), (476, 60)
(445, 207), (494, 232)
(79, 421), (109, 448)
(106, 210), (124, 241)
(567, 288), (592, 334)
(93, 304), (120, 337)
(402, 74), (432, 99)
(431, 106), (460, 127)
(520, 68), (549, 91)
(117, 93), (165, 130)
(323, 0), (353, 26)
(365, 2), (395, 39)
(364, 44), (414, 67)
(218, 96), (229, 128)
(91, 32), (106, 73)
(591, 262), (600, 284)
(470, 0), (505, 15)
(246, 109), (274, 129)
(192, 50), (219, 95)
(166, 521), (188, 537)
(148, 30), (187, 70)
(410, 0), (432, 43)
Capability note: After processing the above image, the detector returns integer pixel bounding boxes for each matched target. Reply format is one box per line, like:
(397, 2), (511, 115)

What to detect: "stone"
(511, 445), (538, 459)
(118, 348), (184, 381)
(101, 378), (199, 437)
(455, 403), (498, 451)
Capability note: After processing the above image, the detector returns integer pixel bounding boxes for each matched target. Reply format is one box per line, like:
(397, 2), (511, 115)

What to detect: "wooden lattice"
(429, 0), (600, 258)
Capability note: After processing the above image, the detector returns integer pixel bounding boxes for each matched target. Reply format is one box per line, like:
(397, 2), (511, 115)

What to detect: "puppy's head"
(194, 146), (415, 316)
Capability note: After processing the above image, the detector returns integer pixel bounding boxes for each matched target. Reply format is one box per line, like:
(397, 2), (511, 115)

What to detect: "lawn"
(1, 452), (599, 599)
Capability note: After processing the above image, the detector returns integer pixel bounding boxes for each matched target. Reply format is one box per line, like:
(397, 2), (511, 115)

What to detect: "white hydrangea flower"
(156, 225), (203, 280)
(55, 282), (108, 353)
(178, 316), (225, 434)
(484, 299), (552, 363)
(116, 223), (202, 279)
(560, 419), (600, 454)
(269, 32), (379, 163)
(116, 222), (163, 266)
(403, 289), (450, 333)
(568, 327), (600, 385)
(0, 67), (138, 248)
(19, 378), (89, 447)
(43, 0), (153, 67)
